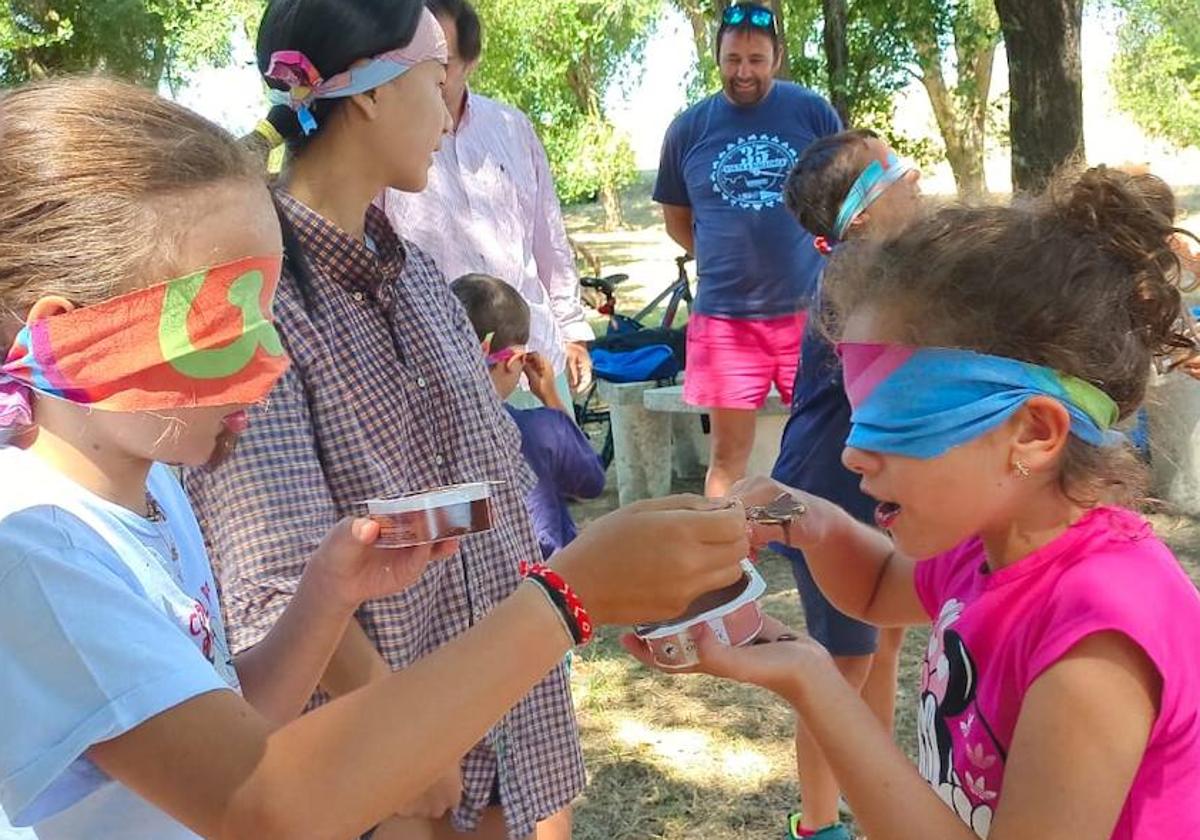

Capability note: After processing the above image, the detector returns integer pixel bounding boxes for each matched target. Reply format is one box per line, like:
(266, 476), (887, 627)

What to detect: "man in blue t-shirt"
(653, 1), (841, 496)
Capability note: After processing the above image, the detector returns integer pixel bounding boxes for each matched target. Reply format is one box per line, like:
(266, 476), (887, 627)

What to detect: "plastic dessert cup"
(365, 483), (495, 548)
(633, 560), (766, 670)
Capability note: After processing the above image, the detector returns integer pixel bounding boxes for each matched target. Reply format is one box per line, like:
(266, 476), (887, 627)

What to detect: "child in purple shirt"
(626, 167), (1200, 839)
(452, 274), (606, 558)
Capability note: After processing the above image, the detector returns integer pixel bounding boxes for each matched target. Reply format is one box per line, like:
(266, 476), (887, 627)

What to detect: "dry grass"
(568, 476), (1200, 839)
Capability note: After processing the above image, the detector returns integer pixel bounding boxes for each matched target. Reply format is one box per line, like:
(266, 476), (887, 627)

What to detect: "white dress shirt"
(385, 91), (593, 374)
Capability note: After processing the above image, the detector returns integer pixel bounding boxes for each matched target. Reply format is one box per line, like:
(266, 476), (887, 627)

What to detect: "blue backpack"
(591, 345), (680, 384)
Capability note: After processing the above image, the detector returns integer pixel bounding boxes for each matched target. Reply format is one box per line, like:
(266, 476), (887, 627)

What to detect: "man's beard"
(723, 79), (769, 106)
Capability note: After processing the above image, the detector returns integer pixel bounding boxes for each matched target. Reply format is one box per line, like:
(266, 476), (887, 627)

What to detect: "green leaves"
(1112, 0), (1200, 148)
(667, 0), (999, 194)
(0, 0), (261, 87)
(472, 0), (660, 219)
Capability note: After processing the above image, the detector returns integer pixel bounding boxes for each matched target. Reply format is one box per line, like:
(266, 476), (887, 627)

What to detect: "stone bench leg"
(746, 413), (788, 479)
(601, 385), (674, 505)
(1147, 373), (1200, 514)
(672, 414), (708, 481)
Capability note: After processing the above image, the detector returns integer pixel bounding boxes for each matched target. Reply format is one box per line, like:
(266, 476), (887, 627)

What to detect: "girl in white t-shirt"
(0, 77), (748, 839)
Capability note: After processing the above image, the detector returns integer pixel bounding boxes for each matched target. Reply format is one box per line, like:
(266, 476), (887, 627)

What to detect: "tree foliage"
(472, 0), (660, 227)
(872, 0), (1000, 196)
(0, 0), (258, 87)
(1112, 0), (1200, 148)
(670, 0), (999, 195)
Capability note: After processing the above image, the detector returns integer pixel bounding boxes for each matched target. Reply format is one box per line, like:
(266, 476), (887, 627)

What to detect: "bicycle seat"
(580, 273), (630, 294)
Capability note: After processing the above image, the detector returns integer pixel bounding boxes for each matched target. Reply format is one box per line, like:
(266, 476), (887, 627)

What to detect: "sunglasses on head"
(722, 3), (774, 29)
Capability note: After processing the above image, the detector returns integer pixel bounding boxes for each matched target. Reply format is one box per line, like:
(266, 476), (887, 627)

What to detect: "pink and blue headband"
(264, 8), (448, 135)
(838, 342), (1121, 459)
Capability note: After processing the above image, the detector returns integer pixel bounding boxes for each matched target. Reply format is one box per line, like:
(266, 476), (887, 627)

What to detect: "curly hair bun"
(1052, 166), (1194, 358)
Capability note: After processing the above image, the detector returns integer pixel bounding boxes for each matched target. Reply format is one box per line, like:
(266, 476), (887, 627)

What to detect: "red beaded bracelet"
(519, 561), (594, 646)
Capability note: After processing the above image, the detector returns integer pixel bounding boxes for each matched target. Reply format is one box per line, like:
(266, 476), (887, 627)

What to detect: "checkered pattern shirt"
(184, 192), (585, 838)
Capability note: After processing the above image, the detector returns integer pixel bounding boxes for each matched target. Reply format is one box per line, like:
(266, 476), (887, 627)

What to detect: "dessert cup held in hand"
(365, 483), (495, 548)
(633, 559), (766, 669)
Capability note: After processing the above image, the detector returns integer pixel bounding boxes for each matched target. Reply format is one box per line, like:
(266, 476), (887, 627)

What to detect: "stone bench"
(1147, 370), (1200, 515)
(599, 379), (792, 504)
(643, 385), (790, 487)
(596, 379), (676, 506)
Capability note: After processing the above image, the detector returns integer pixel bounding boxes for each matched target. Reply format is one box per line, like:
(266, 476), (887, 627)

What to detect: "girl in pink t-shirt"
(626, 166), (1200, 839)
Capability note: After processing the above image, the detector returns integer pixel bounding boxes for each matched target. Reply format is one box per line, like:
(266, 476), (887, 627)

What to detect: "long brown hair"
(0, 77), (261, 342)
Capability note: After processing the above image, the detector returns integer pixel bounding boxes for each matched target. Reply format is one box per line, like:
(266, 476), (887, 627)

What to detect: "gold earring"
(1013, 459), (1031, 478)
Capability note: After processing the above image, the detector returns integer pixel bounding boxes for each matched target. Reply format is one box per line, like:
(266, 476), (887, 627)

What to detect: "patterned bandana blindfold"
(0, 255), (289, 429)
(837, 342), (1121, 459)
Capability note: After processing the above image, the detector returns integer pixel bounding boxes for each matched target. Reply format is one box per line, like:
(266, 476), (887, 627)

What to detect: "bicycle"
(575, 254), (695, 468)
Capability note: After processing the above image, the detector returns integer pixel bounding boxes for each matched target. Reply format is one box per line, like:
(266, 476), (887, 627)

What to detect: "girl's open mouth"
(875, 501), (902, 530)
(221, 410), (249, 435)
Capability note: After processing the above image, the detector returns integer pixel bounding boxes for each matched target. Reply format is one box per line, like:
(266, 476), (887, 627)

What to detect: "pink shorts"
(683, 312), (806, 410)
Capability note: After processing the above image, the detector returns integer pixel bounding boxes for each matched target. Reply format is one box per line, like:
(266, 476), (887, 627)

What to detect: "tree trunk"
(676, 0), (723, 90)
(945, 133), (987, 199)
(567, 61), (625, 230)
(993, 0), (1085, 194)
(822, 0), (850, 124)
(683, 3), (714, 66)
(965, 37), (996, 197)
(600, 180), (625, 231)
(767, 0), (791, 80)
(915, 18), (998, 200)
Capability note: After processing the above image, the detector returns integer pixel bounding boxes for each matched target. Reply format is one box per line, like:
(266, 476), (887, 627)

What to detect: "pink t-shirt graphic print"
(914, 507), (1200, 839)
(918, 597), (1002, 836)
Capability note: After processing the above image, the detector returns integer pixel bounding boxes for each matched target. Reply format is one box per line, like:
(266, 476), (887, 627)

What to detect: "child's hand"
(728, 476), (827, 550)
(395, 764), (462, 820)
(308, 518), (459, 611)
(620, 615), (830, 699)
(524, 352), (565, 411)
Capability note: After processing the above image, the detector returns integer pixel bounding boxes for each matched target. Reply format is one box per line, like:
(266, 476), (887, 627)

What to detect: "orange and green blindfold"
(0, 255), (289, 429)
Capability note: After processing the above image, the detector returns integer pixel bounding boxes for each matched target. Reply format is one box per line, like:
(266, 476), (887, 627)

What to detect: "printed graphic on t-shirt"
(710, 134), (798, 210)
(918, 599), (1002, 838)
(162, 575), (238, 689)
(189, 581), (217, 663)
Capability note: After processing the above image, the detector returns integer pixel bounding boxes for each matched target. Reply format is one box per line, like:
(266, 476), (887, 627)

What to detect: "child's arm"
(986, 631), (1159, 838)
(231, 521), (456, 727)
(629, 624), (1157, 840)
(239, 526), (467, 822)
(318, 613), (466, 824)
(319, 618), (391, 697)
(90, 583), (575, 838)
(552, 413), (607, 501)
(734, 476), (926, 627)
(83, 496), (749, 839)
(525, 352), (568, 413)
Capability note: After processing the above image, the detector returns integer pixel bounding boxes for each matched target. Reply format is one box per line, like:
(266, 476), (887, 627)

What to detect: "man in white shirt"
(384, 0), (593, 407)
